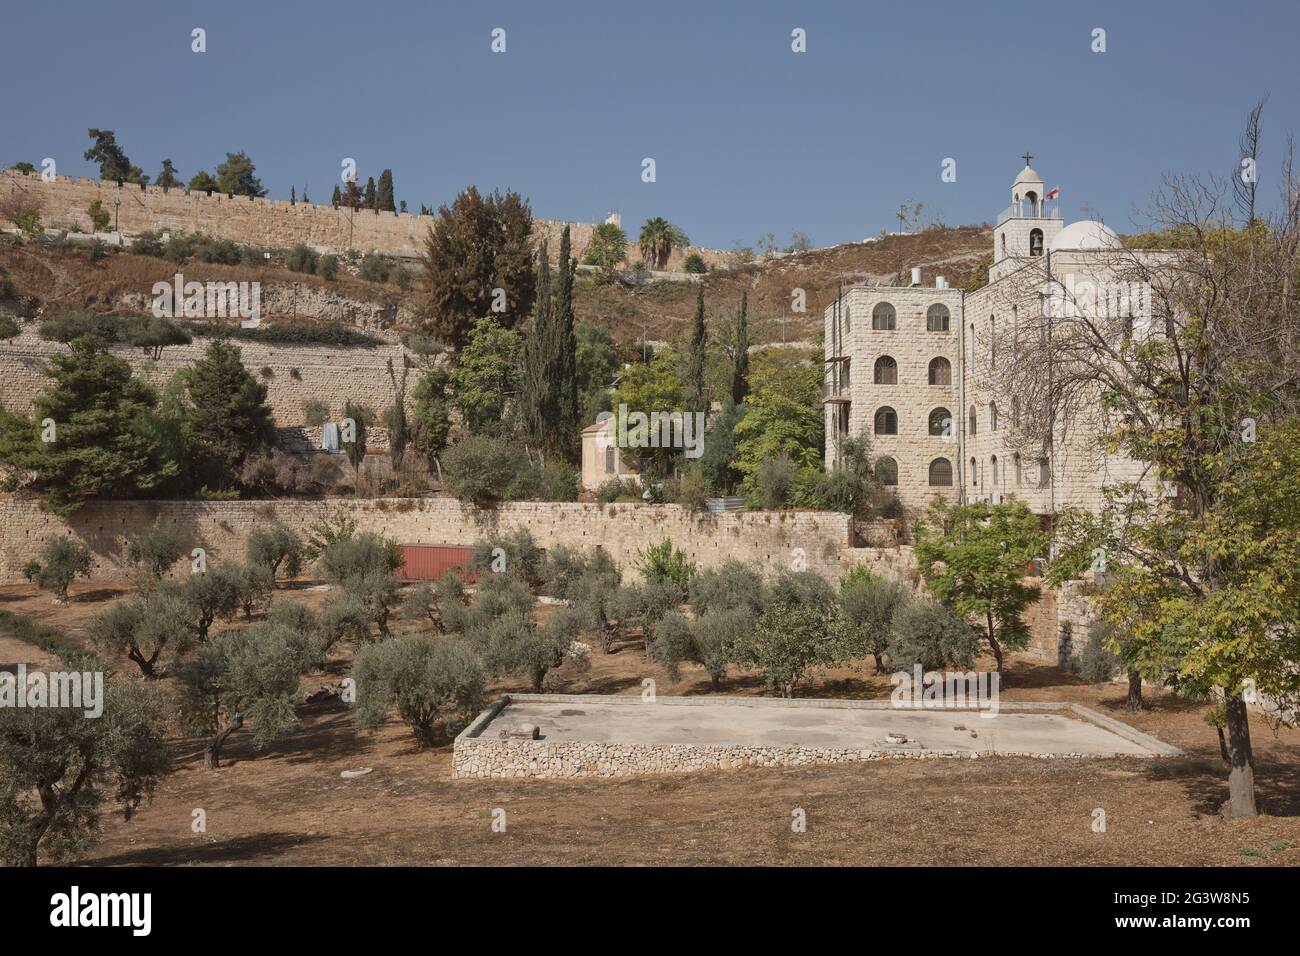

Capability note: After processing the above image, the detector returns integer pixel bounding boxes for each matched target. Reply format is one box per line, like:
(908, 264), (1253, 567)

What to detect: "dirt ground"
(3, 581), (1299, 867)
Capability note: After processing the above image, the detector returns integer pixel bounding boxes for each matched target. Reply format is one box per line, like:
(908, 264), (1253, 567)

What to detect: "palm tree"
(638, 217), (689, 271)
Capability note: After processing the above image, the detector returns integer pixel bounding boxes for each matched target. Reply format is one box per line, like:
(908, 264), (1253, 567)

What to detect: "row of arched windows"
(966, 454), (1051, 488)
(864, 303), (951, 333)
(872, 356), (952, 386)
(873, 456), (953, 487)
(872, 406), (953, 436)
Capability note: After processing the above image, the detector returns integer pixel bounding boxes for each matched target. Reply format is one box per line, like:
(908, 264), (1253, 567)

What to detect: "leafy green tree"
(83, 129), (146, 183)
(583, 221), (627, 278)
(635, 538), (694, 591)
(914, 498), (1047, 673)
(441, 435), (529, 507)
(450, 315), (521, 431)
(155, 159), (181, 189)
(733, 603), (840, 698)
(88, 583), (196, 678)
(0, 335), (177, 514)
(521, 230), (579, 459)
(213, 151), (266, 197)
(410, 364), (451, 467)
(575, 320), (618, 425)
(23, 537), (92, 602)
(376, 169), (396, 212)
(655, 607), (746, 689)
(839, 574), (909, 673)
(689, 559), (766, 616)
(178, 340), (275, 489)
(319, 532), (403, 640)
(733, 381), (822, 490)
(176, 624), (309, 768)
(682, 286), (709, 416)
(0, 673), (170, 866)
(637, 217), (689, 270)
(609, 349), (684, 477)
(187, 171), (217, 193)
(181, 565), (244, 641)
(608, 579), (684, 660)
(247, 523), (303, 582)
(420, 185), (535, 347)
(683, 253), (707, 274)
(124, 520), (185, 587)
(475, 607), (586, 692)
(352, 636), (484, 747)
(124, 316), (190, 360)
(887, 599), (979, 672)
(696, 397), (745, 494)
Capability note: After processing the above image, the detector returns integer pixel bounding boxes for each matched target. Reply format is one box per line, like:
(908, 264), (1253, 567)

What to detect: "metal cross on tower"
(1022, 151), (1034, 167)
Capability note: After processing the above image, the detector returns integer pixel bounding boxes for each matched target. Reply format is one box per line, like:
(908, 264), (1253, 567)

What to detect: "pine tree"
(364, 177), (377, 210)
(180, 340), (276, 490)
(729, 291), (750, 406)
(290, 185), (296, 205)
(377, 169), (396, 212)
(683, 285), (708, 415)
(156, 159), (180, 190)
(0, 335), (176, 513)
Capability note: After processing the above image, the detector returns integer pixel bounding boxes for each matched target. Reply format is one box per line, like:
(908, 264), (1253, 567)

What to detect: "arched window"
(1029, 228), (1044, 256)
(928, 458), (953, 486)
(1013, 453), (1022, 486)
(874, 406), (898, 435)
(928, 357), (951, 385)
(1012, 395), (1020, 427)
(928, 407), (952, 437)
(990, 455), (999, 486)
(927, 304), (950, 332)
(872, 302), (896, 331)
(1024, 191), (1039, 216)
(990, 402), (999, 431)
(876, 457), (898, 486)
(873, 356), (898, 384)
(968, 405), (977, 435)
(605, 445), (615, 475)
(970, 457), (979, 485)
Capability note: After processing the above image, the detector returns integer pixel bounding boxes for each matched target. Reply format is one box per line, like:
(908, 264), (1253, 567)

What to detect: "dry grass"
(2, 580), (1299, 867)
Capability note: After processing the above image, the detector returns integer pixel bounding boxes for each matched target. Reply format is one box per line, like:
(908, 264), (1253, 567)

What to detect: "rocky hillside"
(1, 225), (993, 346)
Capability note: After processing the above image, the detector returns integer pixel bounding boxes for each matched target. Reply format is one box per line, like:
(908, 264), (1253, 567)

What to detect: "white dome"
(1013, 165), (1043, 186)
(1050, 220), (1122, 251)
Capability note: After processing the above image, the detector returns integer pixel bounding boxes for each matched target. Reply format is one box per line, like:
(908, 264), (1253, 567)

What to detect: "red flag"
(1044, 186), (1060, 201)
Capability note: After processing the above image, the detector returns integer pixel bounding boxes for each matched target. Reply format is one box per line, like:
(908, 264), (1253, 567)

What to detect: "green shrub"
(441, 435), (529, 507)
(351, 635), (485, 747)
(24, 538), (92, 602)
(246, 523), (304, 581)
(0, 609), (82, 659)
(178, 320), (379, 348)
(769, 569), (836, 609)
(87, 199), (111, 233)
(124, 521), (185, 584)
(286, 243), (318, 273)
(683, 253), (707, 274)
(635, 538), (694, 590)
(1079, 621), (1121, 684)
(887, 599), (979, 672)
(839, 576), (909, 673)
(665, 470), (708, 512)
(733, 603), (841, 697)
(469, 528), (544, 587)
(536, 460), (580, 502)
(689, 559), (766, 616)
(595, 476), (640, 503)
(316, 254), (339, 280)
(752, 454), (798, 509)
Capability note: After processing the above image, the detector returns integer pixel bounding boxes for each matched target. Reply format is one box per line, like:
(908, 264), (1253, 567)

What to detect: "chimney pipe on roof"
(936, 276), (946, 288)
(910, 267), (921, 287)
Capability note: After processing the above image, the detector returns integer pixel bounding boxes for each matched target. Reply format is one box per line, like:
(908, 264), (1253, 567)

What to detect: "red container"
(398, 544), (477, 583)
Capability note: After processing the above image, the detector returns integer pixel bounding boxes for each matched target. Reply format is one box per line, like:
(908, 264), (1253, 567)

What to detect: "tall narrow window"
(990, 455), (999, 485)
(1014, 453), (1022, 486)
(990, 402), (999, 431)
(872, 302), (896, 331)
(990, 314), (997, 368)
(968, 405), (977, 435)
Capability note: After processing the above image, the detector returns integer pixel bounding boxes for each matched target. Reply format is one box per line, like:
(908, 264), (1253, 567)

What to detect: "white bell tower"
(992, 153), (1063, 279)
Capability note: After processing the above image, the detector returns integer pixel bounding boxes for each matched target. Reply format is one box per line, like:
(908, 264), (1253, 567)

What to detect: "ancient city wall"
(0, 328), (405, 426)
(1, 170), (730, 270)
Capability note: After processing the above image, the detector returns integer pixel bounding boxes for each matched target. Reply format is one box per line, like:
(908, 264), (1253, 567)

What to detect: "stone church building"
(824, 159), (1159, 522)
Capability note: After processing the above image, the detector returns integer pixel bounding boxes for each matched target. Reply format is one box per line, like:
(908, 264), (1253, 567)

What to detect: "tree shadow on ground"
(83, 831), (325, 866)
(1145, 755), (1300, 818)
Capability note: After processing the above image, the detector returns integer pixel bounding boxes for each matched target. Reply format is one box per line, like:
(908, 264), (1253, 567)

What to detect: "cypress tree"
(331, 184), (342, 208)
(520, 227), (578, 460)
(377, 169), (396, 212)
(554, 226), (579, 450)
(364, 177), (377, 210)
(729, 291), (750, 406)
(683, 285), (708, 415)
(290, 185), (296, 205)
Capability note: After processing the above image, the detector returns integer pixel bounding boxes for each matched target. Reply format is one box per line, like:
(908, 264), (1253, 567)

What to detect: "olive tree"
(22, 537), (92, 603)
(352, 635), (485, 747)
(87, 583), (197, 679)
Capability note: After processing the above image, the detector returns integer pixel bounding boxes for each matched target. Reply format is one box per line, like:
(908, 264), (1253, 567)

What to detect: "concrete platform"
(452, 694), (1178, 779)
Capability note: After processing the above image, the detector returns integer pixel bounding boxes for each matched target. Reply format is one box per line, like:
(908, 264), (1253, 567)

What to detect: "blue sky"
(2, 0), (1296, 249)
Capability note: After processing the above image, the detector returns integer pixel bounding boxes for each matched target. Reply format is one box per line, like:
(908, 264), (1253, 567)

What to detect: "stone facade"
(825, 162), (1162, 521)
(2, 170), (729, 270)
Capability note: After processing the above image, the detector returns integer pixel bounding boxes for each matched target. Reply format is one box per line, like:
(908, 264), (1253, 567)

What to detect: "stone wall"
(0, 497), (854, 585)
(2, 170), (730, 270)
(0, 328), (405, 427)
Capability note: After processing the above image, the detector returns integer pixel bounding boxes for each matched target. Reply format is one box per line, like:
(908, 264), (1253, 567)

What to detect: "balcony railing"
(821, 379), (851, 404)
(996, 204), (1063, 224)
